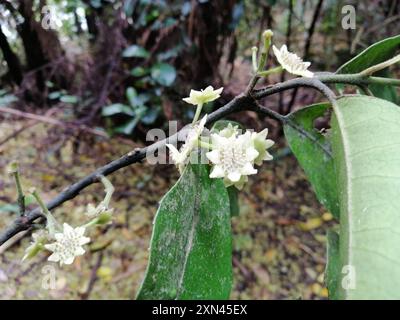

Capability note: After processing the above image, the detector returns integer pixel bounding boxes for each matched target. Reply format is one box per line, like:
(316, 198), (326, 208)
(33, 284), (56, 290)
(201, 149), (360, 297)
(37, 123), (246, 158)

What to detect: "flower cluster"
(23, 176), (115, 266)
(206, 126), (274, 189)
(169, 91), (275, 189)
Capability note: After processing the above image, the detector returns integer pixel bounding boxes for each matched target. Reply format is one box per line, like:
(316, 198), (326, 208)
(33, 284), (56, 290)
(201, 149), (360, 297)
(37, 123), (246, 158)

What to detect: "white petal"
(272, 45), (281, 60)
(63, 256), (75, 265)
(206, 150), (220, 164)
(265, 139), (275, 148)
(264, 151), (273, 161)
(211, 133), (227, 147)
(214, 87), (223, 95)
(54, 233), (64, 241)
(246, 148), (259, 161)
(63, 223), (73, 233)
(47, 252), (60, 262)
(228, 171), (241, 182)
(44, 243), (56, 252)
(241, 162), (257, 175)
(182, 97), (196, 105)
(75, 247), (85, 256)
(79, 236), (91, 245)
(204, 85), (214, 93)
(257, 128), (269, 139)
(75, 227), (86, 237)
(210, 165), (225, 178)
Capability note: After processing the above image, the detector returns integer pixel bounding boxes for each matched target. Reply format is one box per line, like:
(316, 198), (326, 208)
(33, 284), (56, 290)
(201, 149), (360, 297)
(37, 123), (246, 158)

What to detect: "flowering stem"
(257, 30), (273, 72)
(258, 66), (283, 77)
(251, 47), (258, 72)
(82, 218), (99, 229)
(99, 175), (114, 208)
(9, 161), (25, 216)
(360, 54), (400, 76)
(192, 103), (203, 124)
(31, 189), (59, 235)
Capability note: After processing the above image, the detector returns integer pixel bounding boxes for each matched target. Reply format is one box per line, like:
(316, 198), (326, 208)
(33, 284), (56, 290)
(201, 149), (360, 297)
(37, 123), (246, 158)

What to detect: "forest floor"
(0, 118), (336, 300)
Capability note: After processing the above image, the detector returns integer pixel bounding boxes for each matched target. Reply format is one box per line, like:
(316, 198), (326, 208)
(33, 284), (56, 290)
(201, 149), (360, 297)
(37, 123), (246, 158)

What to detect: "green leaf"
(101, 103), (134, 116)
(284, 103), (340, 219)
(150, 63), (176, 86)
(0, 93), (18, 106)
(114, 117), (140, 135)
(130, 66), (149, 77)
(137, 164), (232, 299)
(48, 91), (62, 100)
(122, 45), (150, 58)
(60, 95), (78, 104)
(227, 186), (239, 217)
(331, 95), (400, 299)
(126, 87), (138, 106)
(325, 229), (340, 300)
(337, 35), (400, 103)
(24, 194), (35, 206)
(0, 204), (19, 213)
(141, 107), (160, 125)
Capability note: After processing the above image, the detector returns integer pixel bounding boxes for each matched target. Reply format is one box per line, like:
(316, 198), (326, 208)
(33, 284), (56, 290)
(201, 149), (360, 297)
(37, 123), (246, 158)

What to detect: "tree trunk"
(15, 0), (68, 95)
(0, 26), (23, 85)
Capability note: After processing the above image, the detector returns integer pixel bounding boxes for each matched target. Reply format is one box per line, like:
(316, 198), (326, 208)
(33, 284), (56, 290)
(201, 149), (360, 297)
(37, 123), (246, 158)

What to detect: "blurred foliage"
(1, 0), (399, 136)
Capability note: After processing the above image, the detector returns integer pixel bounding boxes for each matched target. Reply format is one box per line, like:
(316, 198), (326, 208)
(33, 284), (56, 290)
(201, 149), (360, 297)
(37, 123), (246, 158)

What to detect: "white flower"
(183, 86), (223, 106)
(22, 230), (49, 261)
(251, 128), (274, 166)
(206, 131), (259, 189)
(272, 45), (313, 78)
(44, 223), (90, 266)
(167, 114), (207, 173)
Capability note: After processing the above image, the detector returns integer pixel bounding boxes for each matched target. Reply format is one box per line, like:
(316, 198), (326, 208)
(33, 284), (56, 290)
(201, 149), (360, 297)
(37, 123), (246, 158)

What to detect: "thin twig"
(0, 106), (108, 137)
(81, 251), (104, 300)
